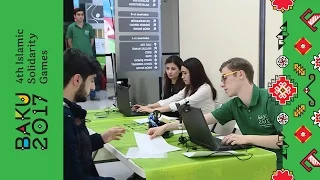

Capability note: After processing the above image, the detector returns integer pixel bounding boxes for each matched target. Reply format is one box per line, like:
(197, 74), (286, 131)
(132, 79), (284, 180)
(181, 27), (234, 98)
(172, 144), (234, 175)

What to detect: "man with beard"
(63, 48), (125, 180)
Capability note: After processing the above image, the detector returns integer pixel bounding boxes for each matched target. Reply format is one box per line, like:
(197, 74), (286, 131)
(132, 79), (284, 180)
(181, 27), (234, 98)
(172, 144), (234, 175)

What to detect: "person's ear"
(237, 70), (243, 80)
(72, 74), (82, 85)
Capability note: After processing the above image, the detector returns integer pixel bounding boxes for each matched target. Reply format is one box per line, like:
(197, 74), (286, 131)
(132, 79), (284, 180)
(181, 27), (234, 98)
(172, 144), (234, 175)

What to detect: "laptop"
(179, 104), (253, 151)
(116, 84), (148, 117)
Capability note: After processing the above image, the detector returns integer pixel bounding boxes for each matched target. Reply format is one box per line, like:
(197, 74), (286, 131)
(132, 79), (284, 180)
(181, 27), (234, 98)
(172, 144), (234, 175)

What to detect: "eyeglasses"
(221, 71), (239, 83)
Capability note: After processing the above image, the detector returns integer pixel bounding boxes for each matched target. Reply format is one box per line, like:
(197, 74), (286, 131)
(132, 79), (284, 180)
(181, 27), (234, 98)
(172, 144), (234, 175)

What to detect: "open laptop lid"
(178, 104), (216, 150)
(116, 84), (131, 116)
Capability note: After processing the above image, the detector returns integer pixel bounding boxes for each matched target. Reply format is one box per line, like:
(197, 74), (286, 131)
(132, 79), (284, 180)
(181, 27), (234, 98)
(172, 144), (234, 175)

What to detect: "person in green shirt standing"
(147, 57), (283, 170)
(66, 8), (102, 100)
(66, 8), (95, 57)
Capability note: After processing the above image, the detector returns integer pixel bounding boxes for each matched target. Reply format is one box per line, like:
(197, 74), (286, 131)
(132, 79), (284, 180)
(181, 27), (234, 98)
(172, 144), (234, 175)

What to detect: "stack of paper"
(134, 132), (181, 154)
(134, 118), (149, 124)
(125, 132), (181, 158)
(127, 132), (181, 157)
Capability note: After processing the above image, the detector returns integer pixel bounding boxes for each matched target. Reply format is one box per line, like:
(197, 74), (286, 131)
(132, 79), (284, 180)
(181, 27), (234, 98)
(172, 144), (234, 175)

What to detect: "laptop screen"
(116, 84), (131, 114)
(179, 105), (215, 149)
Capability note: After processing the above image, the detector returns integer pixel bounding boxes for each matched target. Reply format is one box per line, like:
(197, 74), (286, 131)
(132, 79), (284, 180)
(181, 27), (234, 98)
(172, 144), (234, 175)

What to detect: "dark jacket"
(63, 98), (105, 180)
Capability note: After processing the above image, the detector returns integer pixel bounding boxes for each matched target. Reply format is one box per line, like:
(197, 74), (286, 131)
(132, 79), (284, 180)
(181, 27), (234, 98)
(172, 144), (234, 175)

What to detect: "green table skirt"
(86, 110), (276, 180)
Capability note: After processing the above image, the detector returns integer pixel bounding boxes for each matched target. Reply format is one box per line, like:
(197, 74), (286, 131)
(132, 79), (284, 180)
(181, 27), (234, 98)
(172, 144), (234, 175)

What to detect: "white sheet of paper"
(172, 131), (227, 136)
(134, 132), (181, 154)
(125, 147), (167, 159)
(134, 118), (149, 124)
(183, 150), (247, 158)
(160, 115), (178, 121)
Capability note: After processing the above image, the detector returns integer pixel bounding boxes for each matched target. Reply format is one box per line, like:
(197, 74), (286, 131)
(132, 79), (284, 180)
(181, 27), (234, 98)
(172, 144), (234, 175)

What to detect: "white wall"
(179, 0), (282, 103)
(265, 2), (283, 88)
(105, 56), (113, 80)
(161, 0), (179, 53)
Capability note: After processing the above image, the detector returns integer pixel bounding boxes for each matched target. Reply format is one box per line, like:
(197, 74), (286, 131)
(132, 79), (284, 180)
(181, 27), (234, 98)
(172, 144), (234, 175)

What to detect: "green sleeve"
(65, 25), (73, 39)
(89, 26), (95, 39)
(211, 100), (235, 125)
(267, 97), (283, 132)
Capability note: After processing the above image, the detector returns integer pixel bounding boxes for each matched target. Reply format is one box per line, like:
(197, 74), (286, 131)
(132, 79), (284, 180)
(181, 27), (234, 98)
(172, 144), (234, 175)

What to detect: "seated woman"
(133, 57), (217, 115)
(132, 56), (184, 118)
(127, 56), (185, 180)
(160, 56), (185, 117)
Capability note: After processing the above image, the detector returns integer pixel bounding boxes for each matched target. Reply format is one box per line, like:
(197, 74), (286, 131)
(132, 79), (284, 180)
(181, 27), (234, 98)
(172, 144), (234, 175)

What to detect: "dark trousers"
(95, 72), (102, 91)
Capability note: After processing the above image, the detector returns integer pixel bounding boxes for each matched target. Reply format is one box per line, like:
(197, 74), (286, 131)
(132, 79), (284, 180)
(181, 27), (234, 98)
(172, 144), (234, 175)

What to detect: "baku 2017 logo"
(15, 93), (48, 150)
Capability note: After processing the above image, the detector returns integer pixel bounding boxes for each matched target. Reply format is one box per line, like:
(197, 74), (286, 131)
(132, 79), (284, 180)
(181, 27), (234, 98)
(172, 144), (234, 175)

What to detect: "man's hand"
(101, 127), (126, 143)
(137, 106), (153, 113)
(221, 134), (249, 145)
(147, 126), (166, 139)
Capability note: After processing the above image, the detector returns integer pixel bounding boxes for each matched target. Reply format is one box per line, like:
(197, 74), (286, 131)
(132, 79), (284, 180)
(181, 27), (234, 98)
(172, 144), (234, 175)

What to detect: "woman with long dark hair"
(162, 56), (185, 101)
(128, 56), (186, 180)
(134, 57), (217, 114)
(132, 56), (185, 118)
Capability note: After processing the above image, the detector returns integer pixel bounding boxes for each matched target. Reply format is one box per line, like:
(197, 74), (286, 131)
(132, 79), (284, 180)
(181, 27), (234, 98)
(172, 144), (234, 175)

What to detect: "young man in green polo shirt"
(66, 8), (102, 100)
(147, 57), (283, 169)
(66, 8), (95, 57)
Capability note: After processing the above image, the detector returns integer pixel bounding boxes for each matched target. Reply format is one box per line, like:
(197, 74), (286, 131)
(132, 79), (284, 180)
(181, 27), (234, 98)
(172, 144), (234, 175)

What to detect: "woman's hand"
(147, 126), (166, 139)
(137, 106), (154, 113)
(131, 104), (141, 111)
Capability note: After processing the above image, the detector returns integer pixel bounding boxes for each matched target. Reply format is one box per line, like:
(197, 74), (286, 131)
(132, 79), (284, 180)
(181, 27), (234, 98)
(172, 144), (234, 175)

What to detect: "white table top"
(88, 128), (146, 178)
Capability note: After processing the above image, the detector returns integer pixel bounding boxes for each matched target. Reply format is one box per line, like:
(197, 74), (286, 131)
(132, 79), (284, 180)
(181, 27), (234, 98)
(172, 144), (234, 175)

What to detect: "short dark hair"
(183, 57), (217, 101)
(219, 57), (254, 84)
(74, 8), (84, 15)
(63, 48), (101, 88)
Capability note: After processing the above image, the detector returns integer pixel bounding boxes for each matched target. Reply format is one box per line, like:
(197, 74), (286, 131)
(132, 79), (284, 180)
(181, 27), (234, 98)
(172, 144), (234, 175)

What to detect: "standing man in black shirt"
(63, 48), (125, 180)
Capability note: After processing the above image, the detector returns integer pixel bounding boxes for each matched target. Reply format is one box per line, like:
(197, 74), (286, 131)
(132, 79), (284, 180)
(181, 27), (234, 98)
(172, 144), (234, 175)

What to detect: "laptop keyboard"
(213, 137), (251, 151)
